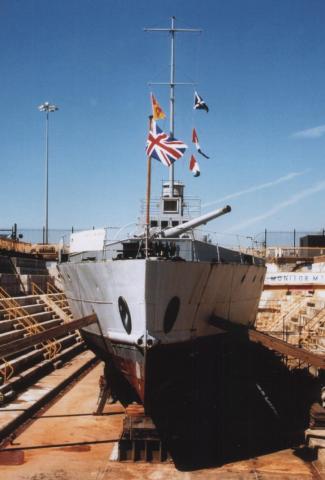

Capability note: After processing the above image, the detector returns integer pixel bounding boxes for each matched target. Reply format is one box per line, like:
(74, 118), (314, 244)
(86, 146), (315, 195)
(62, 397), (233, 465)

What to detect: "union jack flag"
(146, 121), (187, 167)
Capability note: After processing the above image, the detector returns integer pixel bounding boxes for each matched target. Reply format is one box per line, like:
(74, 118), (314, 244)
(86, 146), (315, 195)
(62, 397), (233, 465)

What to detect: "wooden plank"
(209, 316), (325, 369)
(248, 329), (325, 369)
(0, 313), (98, 358)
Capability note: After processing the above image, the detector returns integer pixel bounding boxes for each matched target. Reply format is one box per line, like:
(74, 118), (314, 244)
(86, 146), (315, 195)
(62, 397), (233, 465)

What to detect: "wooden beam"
(209, 316), (325, 370)
(248, 329), (325, 370)
(0, 313), (98, 358)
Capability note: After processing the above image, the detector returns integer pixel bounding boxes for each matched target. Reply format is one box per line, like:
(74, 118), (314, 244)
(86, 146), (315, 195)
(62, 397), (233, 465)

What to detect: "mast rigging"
(144, 17), (201, 197)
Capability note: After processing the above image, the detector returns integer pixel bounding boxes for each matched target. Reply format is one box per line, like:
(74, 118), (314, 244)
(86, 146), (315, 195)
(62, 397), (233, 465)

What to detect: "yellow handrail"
(0, 286), (60, 361)
(0, 357), (14, 383)
(31, 282), (72, 322)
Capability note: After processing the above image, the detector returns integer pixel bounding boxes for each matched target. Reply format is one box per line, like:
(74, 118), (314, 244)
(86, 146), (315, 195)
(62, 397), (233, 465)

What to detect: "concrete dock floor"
(0, 358), (322, 479)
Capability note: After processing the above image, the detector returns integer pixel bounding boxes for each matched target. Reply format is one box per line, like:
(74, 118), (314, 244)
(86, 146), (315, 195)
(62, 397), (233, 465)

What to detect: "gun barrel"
(161, 205), (231, 238)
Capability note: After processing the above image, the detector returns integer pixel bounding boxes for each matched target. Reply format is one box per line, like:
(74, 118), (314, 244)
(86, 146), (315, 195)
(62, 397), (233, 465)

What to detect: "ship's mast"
(144, 17), (201, 197)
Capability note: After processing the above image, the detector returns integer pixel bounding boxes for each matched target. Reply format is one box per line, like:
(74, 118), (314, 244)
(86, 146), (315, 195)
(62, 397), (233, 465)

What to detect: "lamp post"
(38, 102), (59, 244)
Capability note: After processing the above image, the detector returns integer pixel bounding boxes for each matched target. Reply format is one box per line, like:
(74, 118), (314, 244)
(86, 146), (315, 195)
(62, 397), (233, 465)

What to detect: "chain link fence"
(1, 225), (325, 249)
(254, 230), (325, 248)
(0, 226), (126, 245)
(0, 226), (89, 245)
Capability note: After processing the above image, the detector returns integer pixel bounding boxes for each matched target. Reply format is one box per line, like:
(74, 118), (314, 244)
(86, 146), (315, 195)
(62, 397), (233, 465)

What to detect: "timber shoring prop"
(209, 316), (325, 370)
(248, 329), (325, 370)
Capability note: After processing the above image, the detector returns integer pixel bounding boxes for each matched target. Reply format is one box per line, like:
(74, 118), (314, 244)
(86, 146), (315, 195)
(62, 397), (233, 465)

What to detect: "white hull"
(59, 258), (265, 347)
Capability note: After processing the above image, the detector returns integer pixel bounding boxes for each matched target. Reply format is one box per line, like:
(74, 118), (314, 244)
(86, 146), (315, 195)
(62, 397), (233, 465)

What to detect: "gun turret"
(160, 205), (231, 239)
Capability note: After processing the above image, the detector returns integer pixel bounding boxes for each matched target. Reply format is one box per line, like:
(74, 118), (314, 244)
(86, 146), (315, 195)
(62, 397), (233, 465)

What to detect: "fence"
(254, 230), (325, 248)
(0, 227), (96, 245)
(1, 226), (325, 250)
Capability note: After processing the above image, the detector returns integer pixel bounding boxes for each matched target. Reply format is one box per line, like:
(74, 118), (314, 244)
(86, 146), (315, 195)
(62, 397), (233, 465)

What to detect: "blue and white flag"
(194, 91), (209, 112)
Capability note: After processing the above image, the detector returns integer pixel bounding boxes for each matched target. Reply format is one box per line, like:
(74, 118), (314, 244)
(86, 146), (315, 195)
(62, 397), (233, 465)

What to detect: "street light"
(38, 102), (59, 244)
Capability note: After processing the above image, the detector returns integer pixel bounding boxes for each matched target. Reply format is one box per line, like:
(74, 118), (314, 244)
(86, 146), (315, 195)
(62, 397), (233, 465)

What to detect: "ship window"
(161, 221), (168, 229)
(163, 296), (180, 334)
(163, 199), (178, 213)
(172, 221), (179, 227)
(150, 220), (158, 227)
(118, 296), (132, 334)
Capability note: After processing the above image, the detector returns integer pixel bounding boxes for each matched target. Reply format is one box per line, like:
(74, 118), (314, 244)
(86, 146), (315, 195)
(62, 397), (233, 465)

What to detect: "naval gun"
(159, 205), (231, 239)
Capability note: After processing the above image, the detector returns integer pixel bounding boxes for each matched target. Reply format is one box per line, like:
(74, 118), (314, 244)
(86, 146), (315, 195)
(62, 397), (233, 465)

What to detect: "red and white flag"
(192, 128), (209, 159)
(189, 155), (200, 177)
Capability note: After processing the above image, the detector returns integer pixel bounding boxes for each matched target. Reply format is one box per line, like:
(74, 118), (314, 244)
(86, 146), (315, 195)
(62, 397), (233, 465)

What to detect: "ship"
(58, 18), (266, 414)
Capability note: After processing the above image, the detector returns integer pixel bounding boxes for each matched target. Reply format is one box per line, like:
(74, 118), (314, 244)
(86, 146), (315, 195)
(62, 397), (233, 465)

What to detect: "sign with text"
(265, 272), (325, 285)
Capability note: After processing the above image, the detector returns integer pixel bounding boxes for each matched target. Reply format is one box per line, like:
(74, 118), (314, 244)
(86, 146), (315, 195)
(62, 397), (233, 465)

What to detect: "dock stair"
(0, 254), (57, 296)
(0, 285), (85, 405)
(11, 255), (55, 294)
(256, 290), (325, 356)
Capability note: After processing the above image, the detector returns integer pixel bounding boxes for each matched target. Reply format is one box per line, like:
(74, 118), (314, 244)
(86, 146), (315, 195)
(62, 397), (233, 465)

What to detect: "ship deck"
(0, 354), (323, 480)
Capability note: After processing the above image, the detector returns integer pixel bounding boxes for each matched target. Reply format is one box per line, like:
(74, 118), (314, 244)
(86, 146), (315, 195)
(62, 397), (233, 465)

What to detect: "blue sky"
(1, 0), (325, 243)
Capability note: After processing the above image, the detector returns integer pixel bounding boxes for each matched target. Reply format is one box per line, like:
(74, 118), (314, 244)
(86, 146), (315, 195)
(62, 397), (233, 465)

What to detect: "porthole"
(118, 296), (132, 334)
(163, 296), (180, 334)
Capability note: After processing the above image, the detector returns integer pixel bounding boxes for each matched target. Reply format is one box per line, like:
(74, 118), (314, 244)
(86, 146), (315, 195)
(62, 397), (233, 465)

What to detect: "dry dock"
(1, 246), (325, 477)
(0, 354), (323, 480)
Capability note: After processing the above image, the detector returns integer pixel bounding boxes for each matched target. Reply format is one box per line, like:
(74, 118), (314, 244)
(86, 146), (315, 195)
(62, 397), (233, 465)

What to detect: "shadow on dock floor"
(146, 333), (320, 471)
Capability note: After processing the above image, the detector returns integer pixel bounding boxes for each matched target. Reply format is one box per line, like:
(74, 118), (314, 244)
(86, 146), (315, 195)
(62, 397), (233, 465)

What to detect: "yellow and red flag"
(151, 93), (166, 121)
